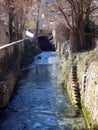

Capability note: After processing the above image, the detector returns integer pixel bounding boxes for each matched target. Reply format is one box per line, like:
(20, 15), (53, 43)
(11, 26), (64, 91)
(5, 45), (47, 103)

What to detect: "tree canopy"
(54, 0), (98, 51)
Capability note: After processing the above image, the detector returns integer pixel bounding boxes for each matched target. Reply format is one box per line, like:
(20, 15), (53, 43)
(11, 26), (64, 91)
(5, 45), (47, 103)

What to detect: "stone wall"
(0, 38), (41, 108)
(77, 51), (98, 129)
(0, 20), (9, 45)
(60, 49), (98, 129)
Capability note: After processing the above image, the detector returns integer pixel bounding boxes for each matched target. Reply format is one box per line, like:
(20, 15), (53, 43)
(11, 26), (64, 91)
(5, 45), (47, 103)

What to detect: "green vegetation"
(85, 20), (98, 38)
(82, 106), (95, 130)
(59, 49), (98, 129)
(59, 58), (71, 85)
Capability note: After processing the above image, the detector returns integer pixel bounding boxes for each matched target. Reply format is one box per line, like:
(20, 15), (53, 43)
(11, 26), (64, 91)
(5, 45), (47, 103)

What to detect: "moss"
(65, 84), (76, 106)
(93, 78), (98, 85)
(94, 81), (97, 85)
(60, 50), (98, 128)
(59, 58), (71, 85)
(82, 106), (95, 130)
(88, 78), (98, 91)
(59, 58), (73, 104)
(66, 85), (72, 102)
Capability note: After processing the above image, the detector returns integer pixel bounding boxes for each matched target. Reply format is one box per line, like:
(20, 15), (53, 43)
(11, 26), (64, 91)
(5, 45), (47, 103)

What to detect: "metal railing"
(0, 36), (35, 60)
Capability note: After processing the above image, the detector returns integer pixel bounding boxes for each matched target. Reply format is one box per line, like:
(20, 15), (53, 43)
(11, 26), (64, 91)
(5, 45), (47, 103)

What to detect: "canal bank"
(0, 38), (41, 108)
(0, 52), (87, 130)
(59, 49), (98, 129)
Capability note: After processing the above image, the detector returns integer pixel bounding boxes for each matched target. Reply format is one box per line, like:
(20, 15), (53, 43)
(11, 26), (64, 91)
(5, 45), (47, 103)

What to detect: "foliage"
(85, 20), (98, 37)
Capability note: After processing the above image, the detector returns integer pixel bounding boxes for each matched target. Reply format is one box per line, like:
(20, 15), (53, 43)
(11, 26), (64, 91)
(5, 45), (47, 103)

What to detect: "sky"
(45, 0), (53, 4)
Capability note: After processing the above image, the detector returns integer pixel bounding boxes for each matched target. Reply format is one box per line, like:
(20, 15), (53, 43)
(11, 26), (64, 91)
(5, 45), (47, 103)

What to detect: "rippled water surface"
(0, 52), (87, 130)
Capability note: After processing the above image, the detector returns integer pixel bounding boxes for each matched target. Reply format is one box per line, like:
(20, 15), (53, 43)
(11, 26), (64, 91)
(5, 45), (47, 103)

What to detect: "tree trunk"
(70, 21), (85, 52)
(9, 9), (13, 42)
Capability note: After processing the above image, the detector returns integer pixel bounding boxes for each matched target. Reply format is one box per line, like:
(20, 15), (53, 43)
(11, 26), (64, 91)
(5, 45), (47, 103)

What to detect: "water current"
(0, 52), (87, 130)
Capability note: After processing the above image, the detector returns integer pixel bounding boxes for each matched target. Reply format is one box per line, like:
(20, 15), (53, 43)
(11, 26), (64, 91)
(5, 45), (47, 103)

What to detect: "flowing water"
(0, 52), (87, 130)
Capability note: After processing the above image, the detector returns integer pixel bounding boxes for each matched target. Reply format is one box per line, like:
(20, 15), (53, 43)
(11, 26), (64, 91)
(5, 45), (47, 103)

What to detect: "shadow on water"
(0, 52), (88, 130)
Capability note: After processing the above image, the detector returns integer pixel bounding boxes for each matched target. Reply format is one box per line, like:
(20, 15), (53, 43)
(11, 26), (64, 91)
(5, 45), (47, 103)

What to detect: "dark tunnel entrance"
(38, 36), (55, 51)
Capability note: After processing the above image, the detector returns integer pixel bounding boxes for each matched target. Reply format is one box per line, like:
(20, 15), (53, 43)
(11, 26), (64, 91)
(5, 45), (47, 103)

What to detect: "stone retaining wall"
(60, 50), (98, 129)
(0, 38), (41, 108)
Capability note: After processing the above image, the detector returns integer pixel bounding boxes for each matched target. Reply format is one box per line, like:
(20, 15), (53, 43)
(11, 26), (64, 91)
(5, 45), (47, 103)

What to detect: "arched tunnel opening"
(38, 36), (55, 51)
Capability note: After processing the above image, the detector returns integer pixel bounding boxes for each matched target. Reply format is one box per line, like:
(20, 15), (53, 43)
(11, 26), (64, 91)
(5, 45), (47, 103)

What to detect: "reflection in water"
(0, 52), (87, 130)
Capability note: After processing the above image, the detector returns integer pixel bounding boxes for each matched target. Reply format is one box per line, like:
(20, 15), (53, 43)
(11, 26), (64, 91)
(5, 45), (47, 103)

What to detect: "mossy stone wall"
(0, 38), (41, 108)
(60, 50), (98, 129)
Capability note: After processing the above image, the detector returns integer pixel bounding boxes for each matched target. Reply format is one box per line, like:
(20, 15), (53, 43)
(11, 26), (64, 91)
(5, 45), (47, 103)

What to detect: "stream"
(0, 52), (87, 130)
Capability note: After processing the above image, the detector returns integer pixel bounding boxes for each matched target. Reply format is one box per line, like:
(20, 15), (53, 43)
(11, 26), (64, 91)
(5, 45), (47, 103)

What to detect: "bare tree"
(54, 0), (98, 51)
(56, 22), (70, 43)
(8, 0), (36, 42)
